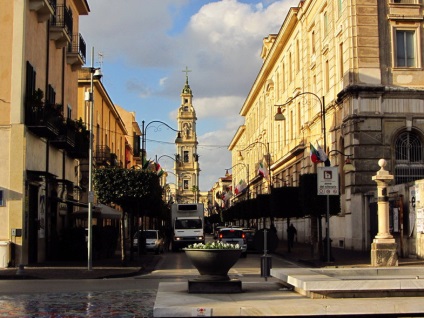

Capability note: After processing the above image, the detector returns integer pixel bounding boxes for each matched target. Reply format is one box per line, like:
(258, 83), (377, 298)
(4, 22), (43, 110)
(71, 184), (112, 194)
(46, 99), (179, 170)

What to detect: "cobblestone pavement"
(0, 289), (156, 318)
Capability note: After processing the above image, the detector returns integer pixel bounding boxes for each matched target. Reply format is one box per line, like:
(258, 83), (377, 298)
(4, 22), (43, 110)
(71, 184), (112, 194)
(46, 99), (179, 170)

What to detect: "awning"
(73, 204), (121, 220)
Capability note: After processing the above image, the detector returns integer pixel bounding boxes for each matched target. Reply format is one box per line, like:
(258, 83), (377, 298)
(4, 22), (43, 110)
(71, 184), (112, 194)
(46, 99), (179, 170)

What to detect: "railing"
(95, 145), (111, 164)
(68, 33), (86, 64)
(25, 101), (63, 138)
(391, 0), (419, 4)
(51, 5), (73, 38)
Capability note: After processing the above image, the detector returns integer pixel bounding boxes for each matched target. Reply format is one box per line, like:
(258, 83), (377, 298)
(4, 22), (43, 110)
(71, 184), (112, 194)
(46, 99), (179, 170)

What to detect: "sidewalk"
(272, 239), (424, 268)
(1, 240), (423, 280)
(0, 252), (158, 280)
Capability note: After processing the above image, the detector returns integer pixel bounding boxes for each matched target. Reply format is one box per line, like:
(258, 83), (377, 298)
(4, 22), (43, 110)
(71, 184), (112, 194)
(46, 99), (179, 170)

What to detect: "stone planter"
(184, 248), (242, 281)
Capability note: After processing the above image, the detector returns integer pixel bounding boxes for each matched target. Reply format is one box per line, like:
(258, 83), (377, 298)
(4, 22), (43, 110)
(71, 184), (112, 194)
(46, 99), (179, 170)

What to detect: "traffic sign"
(317, 166), (339, 195)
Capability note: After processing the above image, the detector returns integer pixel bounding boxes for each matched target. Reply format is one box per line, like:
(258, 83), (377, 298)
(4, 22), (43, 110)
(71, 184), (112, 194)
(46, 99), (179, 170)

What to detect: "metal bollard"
(260, 254), (272, 279)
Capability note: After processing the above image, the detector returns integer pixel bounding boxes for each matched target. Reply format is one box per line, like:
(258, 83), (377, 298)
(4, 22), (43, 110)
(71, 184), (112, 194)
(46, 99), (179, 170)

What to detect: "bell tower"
(175, 67), (200, 203)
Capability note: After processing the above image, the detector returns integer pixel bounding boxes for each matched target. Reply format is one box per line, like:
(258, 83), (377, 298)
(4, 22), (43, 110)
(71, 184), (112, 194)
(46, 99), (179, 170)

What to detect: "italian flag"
(258, 161), (269, 179)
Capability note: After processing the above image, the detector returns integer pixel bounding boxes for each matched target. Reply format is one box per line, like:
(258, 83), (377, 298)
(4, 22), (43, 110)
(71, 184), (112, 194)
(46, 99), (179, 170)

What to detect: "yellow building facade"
(230, 0), (424, 254)
(0, 0), (90, 265)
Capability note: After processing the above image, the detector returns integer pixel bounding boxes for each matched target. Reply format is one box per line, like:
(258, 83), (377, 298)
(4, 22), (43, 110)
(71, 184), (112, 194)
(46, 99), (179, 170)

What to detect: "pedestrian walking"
(287, 224), (297, 252)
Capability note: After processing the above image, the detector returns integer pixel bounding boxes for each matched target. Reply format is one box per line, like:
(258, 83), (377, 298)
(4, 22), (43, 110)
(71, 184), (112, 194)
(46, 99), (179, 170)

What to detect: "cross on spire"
(182, 66), (192, 81)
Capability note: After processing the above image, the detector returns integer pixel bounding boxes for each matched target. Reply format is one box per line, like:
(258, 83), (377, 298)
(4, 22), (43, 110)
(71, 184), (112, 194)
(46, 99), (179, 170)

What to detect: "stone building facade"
(229, 0), (424, 255)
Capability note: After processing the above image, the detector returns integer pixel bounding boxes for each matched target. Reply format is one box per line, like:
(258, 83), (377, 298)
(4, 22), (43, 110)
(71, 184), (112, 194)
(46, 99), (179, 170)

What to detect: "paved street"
(1, 239), (424, 317)
(0, 249), (295, 318)
(0, 288), (156, 318)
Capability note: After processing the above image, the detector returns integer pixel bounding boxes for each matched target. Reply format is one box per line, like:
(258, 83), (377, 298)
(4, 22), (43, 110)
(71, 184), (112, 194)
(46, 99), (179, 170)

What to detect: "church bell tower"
(175, 68), (200, 203)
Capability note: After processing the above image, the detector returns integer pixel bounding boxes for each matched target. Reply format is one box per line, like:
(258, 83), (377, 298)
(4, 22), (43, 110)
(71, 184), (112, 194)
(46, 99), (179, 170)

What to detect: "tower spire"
(182, 66), (192, 95)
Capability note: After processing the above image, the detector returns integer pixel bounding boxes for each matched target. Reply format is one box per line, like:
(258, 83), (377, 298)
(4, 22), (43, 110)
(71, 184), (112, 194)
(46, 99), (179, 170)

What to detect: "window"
(396, 30), (416, 67)
(183, 179), (189, 190)
(297, 102), (301, 134)
(323, 11), (329, 36)
(25, 61), (36, 102)
(296, 39), (300, 73)
(0, 190), (4, 206)
(339, 42), (344, 80)
(395, 131), (424, 184)
(184, 150), (189, 163)
(289, 52), (293, 82)
(311, 30), (316, 54)
(67, 104), (72, 119)
(337, 0), (343, 18)
(325, 60), (329, 92)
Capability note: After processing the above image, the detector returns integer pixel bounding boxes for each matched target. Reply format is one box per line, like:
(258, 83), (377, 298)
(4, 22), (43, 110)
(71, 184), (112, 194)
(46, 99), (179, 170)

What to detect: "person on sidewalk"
(287, 224), (297, 252)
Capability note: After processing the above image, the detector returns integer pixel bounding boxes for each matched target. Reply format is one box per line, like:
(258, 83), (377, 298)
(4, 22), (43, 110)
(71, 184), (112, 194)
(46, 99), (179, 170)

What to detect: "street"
(0, 248), (295, 317)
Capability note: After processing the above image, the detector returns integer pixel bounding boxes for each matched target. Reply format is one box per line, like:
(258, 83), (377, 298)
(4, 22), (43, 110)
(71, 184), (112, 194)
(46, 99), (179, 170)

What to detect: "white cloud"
(80, 0), (298, 190)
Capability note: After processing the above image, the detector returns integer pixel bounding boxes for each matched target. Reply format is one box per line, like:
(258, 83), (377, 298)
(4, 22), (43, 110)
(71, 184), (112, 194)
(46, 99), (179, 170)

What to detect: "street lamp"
(236, 141), (272, 279)
(141, 120), (182, 166)
(328, 149), (355, 172)
(275, 92), (327, 154)
(237, 141), (271, 194)
(274, 92), (334, 262)
(156, 154), (181, 196)
(225, 162), (249, 200)
(86, 47), (102, 271)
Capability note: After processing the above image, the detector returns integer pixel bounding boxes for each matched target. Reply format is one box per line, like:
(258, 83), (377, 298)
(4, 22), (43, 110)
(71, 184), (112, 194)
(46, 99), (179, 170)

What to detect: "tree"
(93, 167), (163, 264)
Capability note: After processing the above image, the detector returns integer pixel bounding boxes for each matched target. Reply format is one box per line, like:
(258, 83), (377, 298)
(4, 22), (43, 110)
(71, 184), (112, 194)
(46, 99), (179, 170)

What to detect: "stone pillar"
(371, 159), (398, 266)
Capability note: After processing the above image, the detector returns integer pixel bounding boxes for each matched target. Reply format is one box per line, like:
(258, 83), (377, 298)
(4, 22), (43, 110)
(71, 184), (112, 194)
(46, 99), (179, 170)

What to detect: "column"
(371, 159), (398, 266)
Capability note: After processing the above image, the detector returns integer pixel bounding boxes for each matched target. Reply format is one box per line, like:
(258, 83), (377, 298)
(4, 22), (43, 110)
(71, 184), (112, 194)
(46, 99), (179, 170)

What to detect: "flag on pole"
(310, 142), (330, 166)
(234, 179), (247, 195)
(258, 160), (269, 179)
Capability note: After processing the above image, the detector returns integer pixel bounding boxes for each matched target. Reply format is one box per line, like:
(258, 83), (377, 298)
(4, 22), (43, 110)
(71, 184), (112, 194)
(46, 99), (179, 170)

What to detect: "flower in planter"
(186, 241), (241, 250)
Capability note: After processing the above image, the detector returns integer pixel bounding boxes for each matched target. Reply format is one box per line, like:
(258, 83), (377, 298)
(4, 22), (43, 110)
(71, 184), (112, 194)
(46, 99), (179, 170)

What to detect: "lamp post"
(156, 154), (181, 195)
(236, 141), (272, 279)
(275, 92), (326, 154)
(237, 141), (271, 196)
(225, 162), (249, 200)
(274, 93), (355, 262)
(328, 149), (355, 172)
(86, 47), (102, 271)
(141, 120), (182, 166)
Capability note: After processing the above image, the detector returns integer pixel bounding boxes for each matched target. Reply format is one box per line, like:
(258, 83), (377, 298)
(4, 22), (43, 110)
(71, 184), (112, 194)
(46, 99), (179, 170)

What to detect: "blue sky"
(80, 0), (298, 191)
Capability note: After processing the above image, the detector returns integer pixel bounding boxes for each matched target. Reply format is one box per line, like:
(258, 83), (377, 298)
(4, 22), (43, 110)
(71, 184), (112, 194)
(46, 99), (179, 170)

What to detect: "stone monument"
(371, 159), (398, 266)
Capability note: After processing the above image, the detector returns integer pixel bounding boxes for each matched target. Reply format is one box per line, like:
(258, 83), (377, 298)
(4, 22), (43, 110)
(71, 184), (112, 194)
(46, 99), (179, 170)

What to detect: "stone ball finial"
(378, 159), (386, 168)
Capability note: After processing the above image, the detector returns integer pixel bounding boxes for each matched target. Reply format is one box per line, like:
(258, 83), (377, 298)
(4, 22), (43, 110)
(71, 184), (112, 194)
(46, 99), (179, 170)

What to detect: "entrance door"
(369, 201), (378, 241)
(28, 184), (38, 264)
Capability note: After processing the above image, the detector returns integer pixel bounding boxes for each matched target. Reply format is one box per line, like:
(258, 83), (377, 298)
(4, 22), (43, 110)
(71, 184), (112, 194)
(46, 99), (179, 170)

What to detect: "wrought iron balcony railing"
(67, 33), (86, 67)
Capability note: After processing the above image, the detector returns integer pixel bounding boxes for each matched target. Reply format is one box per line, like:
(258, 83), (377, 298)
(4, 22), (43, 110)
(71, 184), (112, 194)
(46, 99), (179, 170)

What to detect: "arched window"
(394, 131), (424, 184)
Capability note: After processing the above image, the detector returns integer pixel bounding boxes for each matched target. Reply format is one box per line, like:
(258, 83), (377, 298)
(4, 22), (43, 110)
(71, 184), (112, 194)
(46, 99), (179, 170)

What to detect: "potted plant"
(183, 241), (242, 281)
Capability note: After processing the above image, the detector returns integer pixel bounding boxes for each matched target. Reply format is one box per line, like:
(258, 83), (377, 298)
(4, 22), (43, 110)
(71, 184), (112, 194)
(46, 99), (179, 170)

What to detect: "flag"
(223, 191), (232, 202)
(234, 179), (247, 195)
(258, 161), (269, 179)
(310, 143), (321, 163)
(310, 143), (330, 166)
(142, 157), (150, 169)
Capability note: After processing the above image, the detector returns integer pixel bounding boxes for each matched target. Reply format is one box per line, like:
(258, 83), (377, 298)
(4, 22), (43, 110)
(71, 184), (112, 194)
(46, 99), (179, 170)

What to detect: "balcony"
(29, 0), (55, 23)
(25, 97), (66, 138)
(67, 33), (86, 70)
(50, 118), (76, 151)
(95, 145), (111, 166)
(50, 5), (73, 48)
(389, 0), (422, 20)
(68, 121), (90, 159)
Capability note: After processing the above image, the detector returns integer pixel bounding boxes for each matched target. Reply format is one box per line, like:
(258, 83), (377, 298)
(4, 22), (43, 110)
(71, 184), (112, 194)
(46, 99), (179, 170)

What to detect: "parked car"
(133, 230), (165, 254)
(242, 228), (257, 251)
(218, 227), (247, 257)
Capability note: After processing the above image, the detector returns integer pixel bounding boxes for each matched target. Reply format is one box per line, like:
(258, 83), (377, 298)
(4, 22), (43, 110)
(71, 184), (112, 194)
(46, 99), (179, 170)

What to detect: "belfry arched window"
(394, 131), (424, 184)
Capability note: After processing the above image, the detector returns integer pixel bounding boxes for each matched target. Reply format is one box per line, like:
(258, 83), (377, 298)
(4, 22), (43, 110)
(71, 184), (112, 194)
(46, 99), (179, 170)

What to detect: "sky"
(80, 0), (298, 191)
